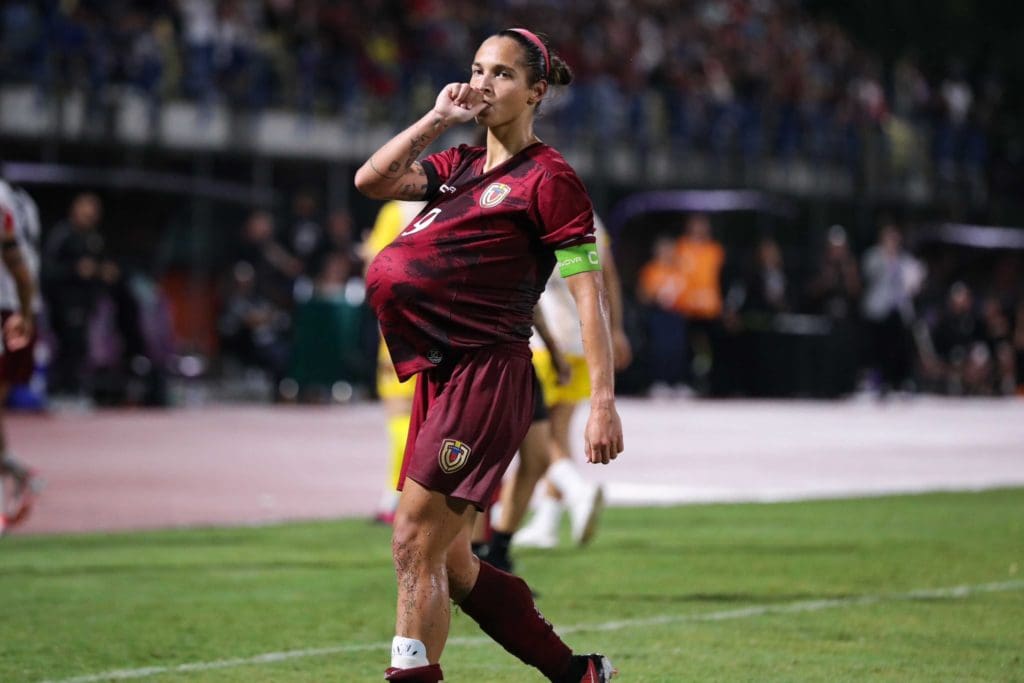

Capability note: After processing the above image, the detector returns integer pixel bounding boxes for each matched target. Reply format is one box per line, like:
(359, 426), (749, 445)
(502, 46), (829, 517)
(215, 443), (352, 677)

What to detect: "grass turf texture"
(1, 489), (1022, 683)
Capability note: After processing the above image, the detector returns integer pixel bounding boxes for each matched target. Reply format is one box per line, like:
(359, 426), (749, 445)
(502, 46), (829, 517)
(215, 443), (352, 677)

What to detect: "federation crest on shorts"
(479, 183), (511, 208)
(438, 438), (472, 474)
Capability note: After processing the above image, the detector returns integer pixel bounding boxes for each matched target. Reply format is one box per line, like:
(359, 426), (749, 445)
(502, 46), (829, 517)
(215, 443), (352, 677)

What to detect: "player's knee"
(391, 512), (439, 573)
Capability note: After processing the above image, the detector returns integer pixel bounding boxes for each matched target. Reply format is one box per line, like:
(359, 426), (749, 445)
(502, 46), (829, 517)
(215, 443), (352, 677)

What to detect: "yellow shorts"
(532, 350), (590, 407)
(377, 340), (416, 400)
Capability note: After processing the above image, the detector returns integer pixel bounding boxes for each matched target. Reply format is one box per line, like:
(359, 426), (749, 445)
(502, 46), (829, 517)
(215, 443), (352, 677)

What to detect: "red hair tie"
(508, 28), (550, 79)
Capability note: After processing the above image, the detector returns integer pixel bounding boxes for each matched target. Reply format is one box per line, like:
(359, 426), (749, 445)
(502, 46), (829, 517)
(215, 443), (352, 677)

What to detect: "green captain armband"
(555, 243), (601, 277)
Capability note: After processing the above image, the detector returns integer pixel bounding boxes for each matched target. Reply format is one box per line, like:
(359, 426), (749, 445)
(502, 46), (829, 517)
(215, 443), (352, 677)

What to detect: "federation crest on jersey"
(479, 183), (511, 208)
(438, 438), (472, 474)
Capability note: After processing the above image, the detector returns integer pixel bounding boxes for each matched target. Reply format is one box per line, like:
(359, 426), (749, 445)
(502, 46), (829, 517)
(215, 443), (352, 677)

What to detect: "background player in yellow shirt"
(362, 199), (426, 524)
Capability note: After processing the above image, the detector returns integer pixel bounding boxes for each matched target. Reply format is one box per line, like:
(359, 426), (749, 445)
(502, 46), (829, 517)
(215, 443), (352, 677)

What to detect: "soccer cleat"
(512, 517), (559, 549)
(384, 663), (444, 681)
(570, 653), (617, 682)
(4, 469), (43, 528)
(372, 509), (396, 525)
(474, 543), (515, 574)
(568, 483), (604, 546)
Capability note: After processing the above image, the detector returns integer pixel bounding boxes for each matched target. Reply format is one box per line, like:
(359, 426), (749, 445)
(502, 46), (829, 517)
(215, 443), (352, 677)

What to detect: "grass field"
(2, 489), (1022, 682)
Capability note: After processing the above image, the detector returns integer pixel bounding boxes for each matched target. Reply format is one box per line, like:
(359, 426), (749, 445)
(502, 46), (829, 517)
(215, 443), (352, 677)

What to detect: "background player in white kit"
(0, 175), (42, 535)
(515, 216), (632, 548)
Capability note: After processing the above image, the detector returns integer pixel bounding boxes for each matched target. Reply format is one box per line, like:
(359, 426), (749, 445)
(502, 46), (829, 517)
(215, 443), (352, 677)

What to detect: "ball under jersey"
(0, 180), (41, 313)
(365, 142), (596, 381)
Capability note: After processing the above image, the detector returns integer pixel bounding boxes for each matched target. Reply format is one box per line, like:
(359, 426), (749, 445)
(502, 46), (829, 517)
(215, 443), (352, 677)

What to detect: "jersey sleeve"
(533, 172), (599, 277)
(420, 145), (467, 201)
(533, 172), (595, 249)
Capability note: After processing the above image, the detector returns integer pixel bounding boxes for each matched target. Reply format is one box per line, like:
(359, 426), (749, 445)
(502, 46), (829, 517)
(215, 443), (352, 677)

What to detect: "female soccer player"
(355, 28), (624, 683)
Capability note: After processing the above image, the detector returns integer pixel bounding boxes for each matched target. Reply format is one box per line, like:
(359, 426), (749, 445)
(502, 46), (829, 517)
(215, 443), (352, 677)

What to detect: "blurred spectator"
(930, 282), (990, 395)
(236, 209), (302, 308)
(979, 295), (1017, 396)
(0, 1), (44, 84)
(218, 260), (290, 399)
(42, 193), (109, 396)
(736, 237), (791, 318)
(721, 236), (792, 397)
(806, 225), (861, 318)
(805, 225), (861, 396)
(672, 213), (725, 392)
(860, 222), (926, 394)
(313, 251), (355, 301)
(637, 235), (688, 391)
(43, 192), (156, 402)
(311, 208), (361, 280)
(285, 189), (324, 267)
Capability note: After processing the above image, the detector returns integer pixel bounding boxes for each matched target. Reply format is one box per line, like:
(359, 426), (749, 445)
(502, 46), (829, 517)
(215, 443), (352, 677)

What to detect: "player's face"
(470, 36), (541, 126)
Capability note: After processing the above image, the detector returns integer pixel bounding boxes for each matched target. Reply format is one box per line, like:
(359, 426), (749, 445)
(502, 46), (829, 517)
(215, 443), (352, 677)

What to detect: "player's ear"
(529, 80), (548, 106)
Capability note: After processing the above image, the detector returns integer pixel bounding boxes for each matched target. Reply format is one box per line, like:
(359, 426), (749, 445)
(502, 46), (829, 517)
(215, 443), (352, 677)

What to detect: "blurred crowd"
(637, 214), (1024, 398)
(0, 0), (1002, 185)
(2, 0), (1018, 403)
(9, 187), (1022, 405)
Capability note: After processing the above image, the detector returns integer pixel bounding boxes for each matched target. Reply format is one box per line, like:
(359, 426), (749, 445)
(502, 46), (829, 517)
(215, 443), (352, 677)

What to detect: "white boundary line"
(43, 579), (1024, 683)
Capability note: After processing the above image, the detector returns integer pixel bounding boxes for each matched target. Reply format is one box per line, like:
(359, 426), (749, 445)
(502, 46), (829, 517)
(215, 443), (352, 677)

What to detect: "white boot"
(547, 460), (604, 546)
(513, 494), (562, 548)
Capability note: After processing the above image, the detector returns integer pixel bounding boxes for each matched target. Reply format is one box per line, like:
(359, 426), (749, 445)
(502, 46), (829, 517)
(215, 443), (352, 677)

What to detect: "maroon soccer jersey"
(365, 142), (595, 381)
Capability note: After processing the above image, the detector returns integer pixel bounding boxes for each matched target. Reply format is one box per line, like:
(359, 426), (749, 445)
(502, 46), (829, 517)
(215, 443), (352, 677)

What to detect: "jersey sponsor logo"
(438, 438), (472, 474)
(479, 183), (511, 208)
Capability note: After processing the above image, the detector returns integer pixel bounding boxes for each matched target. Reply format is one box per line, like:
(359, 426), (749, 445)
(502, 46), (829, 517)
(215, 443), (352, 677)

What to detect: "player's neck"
(484, 124), (540, 172)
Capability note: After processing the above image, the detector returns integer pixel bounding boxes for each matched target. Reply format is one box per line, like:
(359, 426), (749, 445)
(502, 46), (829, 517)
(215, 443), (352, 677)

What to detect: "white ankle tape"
(391, 636), (429, 669)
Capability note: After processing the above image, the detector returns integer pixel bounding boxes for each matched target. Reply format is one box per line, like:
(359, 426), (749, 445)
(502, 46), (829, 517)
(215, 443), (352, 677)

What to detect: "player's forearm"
(600, 249), (625, 333)
(568, 271), (615, 402)
(2, 248), (34, 316)
(16, 275), (33, 317)
(354, 111), (450, 199)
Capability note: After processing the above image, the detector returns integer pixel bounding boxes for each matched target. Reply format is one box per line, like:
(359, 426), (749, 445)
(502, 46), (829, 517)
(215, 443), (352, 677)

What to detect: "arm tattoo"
(398, 183), (428, 199)
(404, 132), (431, 170)
(369, 116), (446, 181)
(368, 156), (401, 180)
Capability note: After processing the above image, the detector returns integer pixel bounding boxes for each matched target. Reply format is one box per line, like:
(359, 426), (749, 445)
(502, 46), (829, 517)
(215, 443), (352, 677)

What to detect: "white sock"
(391, 636), (429, 669)
(526, 492), (563, 534)
(546, 459), (589, 501)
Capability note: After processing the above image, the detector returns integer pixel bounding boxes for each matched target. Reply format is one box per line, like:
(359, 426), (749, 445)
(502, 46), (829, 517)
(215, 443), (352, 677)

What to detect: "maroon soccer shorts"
(0, 311), (36, 385)
(399, 342), (535, 509)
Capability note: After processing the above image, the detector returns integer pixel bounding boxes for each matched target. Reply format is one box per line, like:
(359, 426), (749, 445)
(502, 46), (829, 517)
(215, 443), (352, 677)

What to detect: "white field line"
(43, 579), (1024, 683)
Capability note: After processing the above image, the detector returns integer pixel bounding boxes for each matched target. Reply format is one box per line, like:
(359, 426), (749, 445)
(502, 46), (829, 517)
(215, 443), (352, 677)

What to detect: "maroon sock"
(458, 561), (573, 681)
(384, 663), (444, 681)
